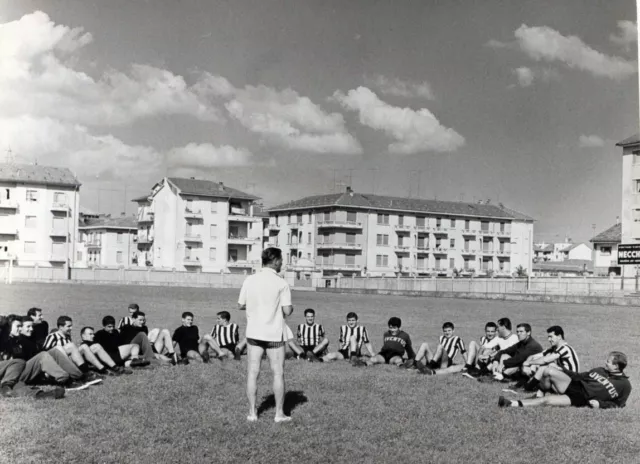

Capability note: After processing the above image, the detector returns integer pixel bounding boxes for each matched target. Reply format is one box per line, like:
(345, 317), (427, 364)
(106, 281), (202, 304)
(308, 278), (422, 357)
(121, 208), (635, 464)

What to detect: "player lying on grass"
(487, 323), (543, 381)
(403, 322), (468, 375)
(323, 312), (374, 362)
(499, 351), (631, 409)
(94, 316), (153, 368)
(119, 311), (177, 364)
(297, 308), (329, 362)
(173, 312), (225, 363)
(43, 316), (124, 376)
(210, 311), (247, 361)
(354, 317), (415, 367)
(516, 325), (580, 392)
(119, 304), (178, 364)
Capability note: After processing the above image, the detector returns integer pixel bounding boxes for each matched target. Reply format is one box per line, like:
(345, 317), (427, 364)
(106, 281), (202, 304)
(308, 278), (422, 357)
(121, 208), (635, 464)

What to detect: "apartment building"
(589, 223), (621, 276)
(0, 163), (80, 268)
(77, 215), (137, 267)
(619, 134), (640, 245)
(268, 187), (534, 277)
(132, 177), (264, 273)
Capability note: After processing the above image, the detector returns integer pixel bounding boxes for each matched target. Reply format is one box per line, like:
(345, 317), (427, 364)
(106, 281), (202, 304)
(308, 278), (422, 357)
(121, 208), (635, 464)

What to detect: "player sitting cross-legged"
(297, 308), (329, 362)
(355, 317), (414, 367)
(405, 322), (468, 375)
(94, 316), (153, 368)
(118, 304), (177, 364)
(173, 311), (224, 363)
(119, 311), (177, 365)
(323, 312), (375, 362)
(462, 321), (502, 376)
(210, 311), (247, 361)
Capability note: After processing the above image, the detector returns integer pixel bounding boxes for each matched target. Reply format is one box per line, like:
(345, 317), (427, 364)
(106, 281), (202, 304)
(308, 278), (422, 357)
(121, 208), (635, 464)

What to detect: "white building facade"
(133, 177), (264, 273)
(78, 216), (137, 267)
(268, 187), (534, 277)
(0, 164), (80, 269)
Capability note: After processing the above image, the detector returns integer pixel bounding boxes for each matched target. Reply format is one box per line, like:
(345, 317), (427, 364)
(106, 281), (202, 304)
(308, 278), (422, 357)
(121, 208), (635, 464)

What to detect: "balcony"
(287, 261), (317, 271)
(496, 249), (511, 258)
(433, 227), (448, 235)
(49, 229), (67, 239)
(461, 268), (476, 274)
(228, 235), (257, 245)
(184, 233), (202, 243)
(0, 198), (18, 209)
(462, 229), (477, 236)
(86, 239), (101, 249)
(318, 263), (361, 271)
(415, 266), (430, 273)
(227, 259), (259, 268)
(461, 248), (476, 256)
(316, 220), (363, 230)
(48, 253), (67, 263)
(415, 225), (430, 234)
(316, 242), (362, 251)
(394, 245), (411, 253)
(432, 247), (449, 254)
(496, 229), (511, 238)
(51, 202), (68, 213)
(479, 229), (494, 236)
(416, 246), (430, 255)
(0, 225), (18, 236)
(138, 212), (154, 223)
(183, 257), (202, 266)
(267, 223), (281, 231)
(288, 241), (301, 249)
(481, 249), (494, 255)
(433, 268), (449, 274)
(394, 224), (412, 233)
(288, 222), (302, 229)
(137, 236), (154, 245)
(228, 207), (259, 222)
(184, 208), (203, 220)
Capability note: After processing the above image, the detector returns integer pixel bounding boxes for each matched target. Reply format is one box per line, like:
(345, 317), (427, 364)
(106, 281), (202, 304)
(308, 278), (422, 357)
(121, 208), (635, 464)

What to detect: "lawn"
(0, 283), (638, 464)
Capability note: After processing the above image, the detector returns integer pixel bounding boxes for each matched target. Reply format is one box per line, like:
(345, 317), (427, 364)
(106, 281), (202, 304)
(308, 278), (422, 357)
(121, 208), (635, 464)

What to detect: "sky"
(0, 0), (637, 244)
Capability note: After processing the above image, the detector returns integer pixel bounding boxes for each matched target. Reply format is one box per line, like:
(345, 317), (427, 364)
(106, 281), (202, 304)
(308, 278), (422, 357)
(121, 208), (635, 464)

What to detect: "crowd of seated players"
(0, 305), (631, 409)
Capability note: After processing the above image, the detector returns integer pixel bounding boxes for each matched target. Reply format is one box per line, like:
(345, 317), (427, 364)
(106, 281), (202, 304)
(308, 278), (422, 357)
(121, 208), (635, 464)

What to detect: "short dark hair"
(182, 311), (194, 319)
(132, 311), (145, 319)
(217, 311), (231, 322)
(442, 322), (454, 330)
(497, 318), (512, 330)
(81, 327), (93, 337)
(21, 316), (33, 324)
(102, 316), (116, 327)
(547, 325), (564, 338)
(27, 307), (42, 318)
(485, 322), (498, 330)
(57, 316), (72, 328)
(346, 312), (358, 320)
(609, 351), (628, 372)
(262, 247), (282, 266)
(388, 317), (402, 328)
(516, 323), (532, 333)
(304, 308), (315, 316)
(128, 303), (139, 310)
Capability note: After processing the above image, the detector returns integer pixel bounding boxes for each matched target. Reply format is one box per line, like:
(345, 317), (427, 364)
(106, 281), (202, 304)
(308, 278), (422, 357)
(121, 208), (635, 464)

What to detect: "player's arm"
(404, 337), (416, 360)
(238, 281), (247, 311)
(280, 284), (293, 317)
(526, 352), (559, 366)
(363, 342), (375, 357)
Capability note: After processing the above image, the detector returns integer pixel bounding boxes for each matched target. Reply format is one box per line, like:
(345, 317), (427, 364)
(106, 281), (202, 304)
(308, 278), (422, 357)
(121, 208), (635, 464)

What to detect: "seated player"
(43, 316), (115, 377)
(26, 307), (49, 350)
(499, 351), (631, 409)
(519, 325), (580, 392)
(173, 312), (221, 363)
(210, 311), (247, 361)
(119, 304), (176, 363)
(462, 322), (501, 375)
(488, 323), (543, 381)
(358, 317), (415, 367)
(408, 322), (468, 375)
(323, 312), (374, 362)
(79, 327), (131, 375)
(119, 311), (177, 364)
(283, 324), (306, 360)
(94, 316), (153, 368)
(297, 308), (330, 362)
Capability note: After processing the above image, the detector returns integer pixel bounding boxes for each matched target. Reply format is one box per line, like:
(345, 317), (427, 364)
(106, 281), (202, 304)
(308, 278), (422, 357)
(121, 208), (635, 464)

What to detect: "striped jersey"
(43, 332), (72, 350)
(439, 335), (466, 360)
(480, 335), (501, 351)
(210, 323), (240, 348)
(118, 316), (134, 329)
(297, 323), (325, 346)
(339, 325), (370, 351)
(543, 343), (580, 372)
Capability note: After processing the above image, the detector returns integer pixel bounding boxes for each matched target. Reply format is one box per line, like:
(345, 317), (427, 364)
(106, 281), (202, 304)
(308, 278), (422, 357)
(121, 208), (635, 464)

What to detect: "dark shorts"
(339, 348), (357, 359)
(247, 338), (285, 350)
(221, 343), (237, 353)
(564, 380), (590, 407)
(379, 351), (400, 364)
(301, 344), (327, 355)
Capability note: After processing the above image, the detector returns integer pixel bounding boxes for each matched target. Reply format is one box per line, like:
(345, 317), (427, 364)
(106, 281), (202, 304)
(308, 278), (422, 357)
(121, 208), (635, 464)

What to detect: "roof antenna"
(5, 147), (15, 164)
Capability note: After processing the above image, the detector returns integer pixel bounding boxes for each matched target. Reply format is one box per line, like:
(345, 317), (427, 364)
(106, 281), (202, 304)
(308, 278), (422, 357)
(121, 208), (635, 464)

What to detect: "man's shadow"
(257, 390), (308, 416)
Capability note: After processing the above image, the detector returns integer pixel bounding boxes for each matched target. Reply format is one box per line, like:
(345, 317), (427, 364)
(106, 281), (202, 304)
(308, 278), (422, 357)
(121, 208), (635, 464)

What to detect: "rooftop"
(269, 188), (534, 221)
(534, 244), (553, 253)
(79, 216), (138, 230)
(590, 223), (621, 243)
(533, 259), (593, 273)
(616, 134), (640, 147)
(168, 177), (259, 201)
(0, 163), (80, 187)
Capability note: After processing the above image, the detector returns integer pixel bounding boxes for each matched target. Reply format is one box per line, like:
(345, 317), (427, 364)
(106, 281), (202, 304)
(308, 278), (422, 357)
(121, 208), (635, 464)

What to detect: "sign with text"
(617, 244), (640, 264)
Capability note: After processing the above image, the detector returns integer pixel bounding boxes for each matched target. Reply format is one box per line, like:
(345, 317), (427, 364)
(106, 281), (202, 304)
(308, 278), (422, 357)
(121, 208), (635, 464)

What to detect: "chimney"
(219, 181), (224, 191)
(616, 216), (620, 225)
(190, 177), (195, 180)
(346, 186), (353, 196)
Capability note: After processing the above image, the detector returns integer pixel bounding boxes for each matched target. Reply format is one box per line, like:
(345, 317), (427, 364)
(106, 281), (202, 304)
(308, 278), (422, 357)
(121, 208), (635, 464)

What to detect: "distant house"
(532, 259), (593, 277)
(590, 223), (621, 276)
(533, 244), (553, 262)
(560, 242), (592, 261)
(77, 215), (137, 268)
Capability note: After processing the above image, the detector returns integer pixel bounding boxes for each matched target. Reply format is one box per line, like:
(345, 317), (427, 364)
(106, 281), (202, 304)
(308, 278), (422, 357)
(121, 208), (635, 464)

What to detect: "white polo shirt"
(238, 267), (292, 342)
(497, 333), (519, 350)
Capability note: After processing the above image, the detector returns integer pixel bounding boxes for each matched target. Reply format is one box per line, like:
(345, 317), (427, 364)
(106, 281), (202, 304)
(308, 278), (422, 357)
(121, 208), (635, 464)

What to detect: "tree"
(515, 265), (527, 278)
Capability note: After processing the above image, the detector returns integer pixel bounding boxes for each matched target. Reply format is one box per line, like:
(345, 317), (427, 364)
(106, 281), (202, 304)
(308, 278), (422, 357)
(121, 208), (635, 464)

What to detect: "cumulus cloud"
(610, 20), (637, 49)
(197, 72), (362, 154)
(167, 143), (254, 168)
(513, 67), (534, 87)
(579, 134), (605, 148)
(364, 74), (434, 100)
(513, 24), (636, 80)
(332, 87), (464, 155)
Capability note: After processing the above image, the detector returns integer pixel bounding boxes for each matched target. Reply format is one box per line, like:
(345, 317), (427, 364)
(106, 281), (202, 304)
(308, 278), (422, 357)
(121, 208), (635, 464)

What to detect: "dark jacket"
(496, 336), (543, 368)
(565, 367), (632, 409)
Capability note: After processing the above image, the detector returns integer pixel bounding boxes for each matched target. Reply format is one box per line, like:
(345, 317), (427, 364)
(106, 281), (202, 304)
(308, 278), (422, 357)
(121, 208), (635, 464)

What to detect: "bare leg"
(312, 338), (329, 356)
(466, 341), (480, 367)
(366, 354), (386, 366)
(186, 350), (203, 362)
(414, 342), (434, 363)
(89, 344), (117, 368)
(200, 334), (224, 357)
(322, 351), (345, 362)
(266, 346), (287, 421)
(287, 340), (304, 357)
(78, 345), (105, 370)
(59, 344), (85, 368)
(246, 344), (264, 420)
(505, 394), (573, 408)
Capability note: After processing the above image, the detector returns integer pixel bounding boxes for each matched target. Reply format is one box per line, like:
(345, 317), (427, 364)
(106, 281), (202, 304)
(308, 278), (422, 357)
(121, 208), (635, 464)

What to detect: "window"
(25, 216), (36, 228)
(436, 238), (443, 248)
(307, 253), (311, 260)
(449, 258), (455, 269)
(398, 215), (404, 226)
(308, 213), (312, 223)
(210, 224), (217, 239)
(465, 219), (470, 230)
(307, 232), (311, 243)
(636, 180), (640, 193)
(450, 238), (455, 249)
(26, 190), (38, 202)
(600, 246), (612, 256)
(347, 211), (357, 223)
(211, 202), (217, 213)
(346, 254), (356, 265)
(52, 217), (64, 231)
(287, 214), (292, 224)
(416, 217), (425, 227)
(436, 218), (442, 227)
(376, 254), (389, 266)
(24, 241), (36, 253)
(116, 251), (123, 264)
(464, 239), (471, 251)
(633, 210), (640, 223)
(346, 233), (356, 244)
(500, 222), (506, 232)
(376, 234), (389, 246)
(297, 213), (302, 224)
(481, 221), (489, 231)
(450, 218), (456, 228)
(186, 200), (193, 211)
(324, 211), (331, 221)
(209, 247), (216, 260)
(117, 233), (123, 243)
(377, 213), (389, 225)
(54, 192), (66, 204)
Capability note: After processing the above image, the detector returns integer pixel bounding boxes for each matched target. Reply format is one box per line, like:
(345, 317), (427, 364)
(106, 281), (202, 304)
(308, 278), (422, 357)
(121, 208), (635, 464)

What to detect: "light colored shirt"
(238, 267), (292, 342)
(497, 333), (518, 350)
(481, 335), (501, 350)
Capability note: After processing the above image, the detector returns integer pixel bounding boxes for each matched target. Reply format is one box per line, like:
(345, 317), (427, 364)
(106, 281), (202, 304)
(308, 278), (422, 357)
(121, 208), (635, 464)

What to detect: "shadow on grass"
(257, 390), (308, 416)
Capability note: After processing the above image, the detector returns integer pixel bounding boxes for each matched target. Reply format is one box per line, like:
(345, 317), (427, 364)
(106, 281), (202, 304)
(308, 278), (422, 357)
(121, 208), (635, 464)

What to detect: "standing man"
(238, 248), (293, 423)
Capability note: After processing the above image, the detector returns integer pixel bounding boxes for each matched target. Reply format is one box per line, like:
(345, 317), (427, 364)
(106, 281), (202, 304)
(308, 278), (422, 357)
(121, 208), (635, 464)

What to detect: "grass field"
(0, 283), (639, 464)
